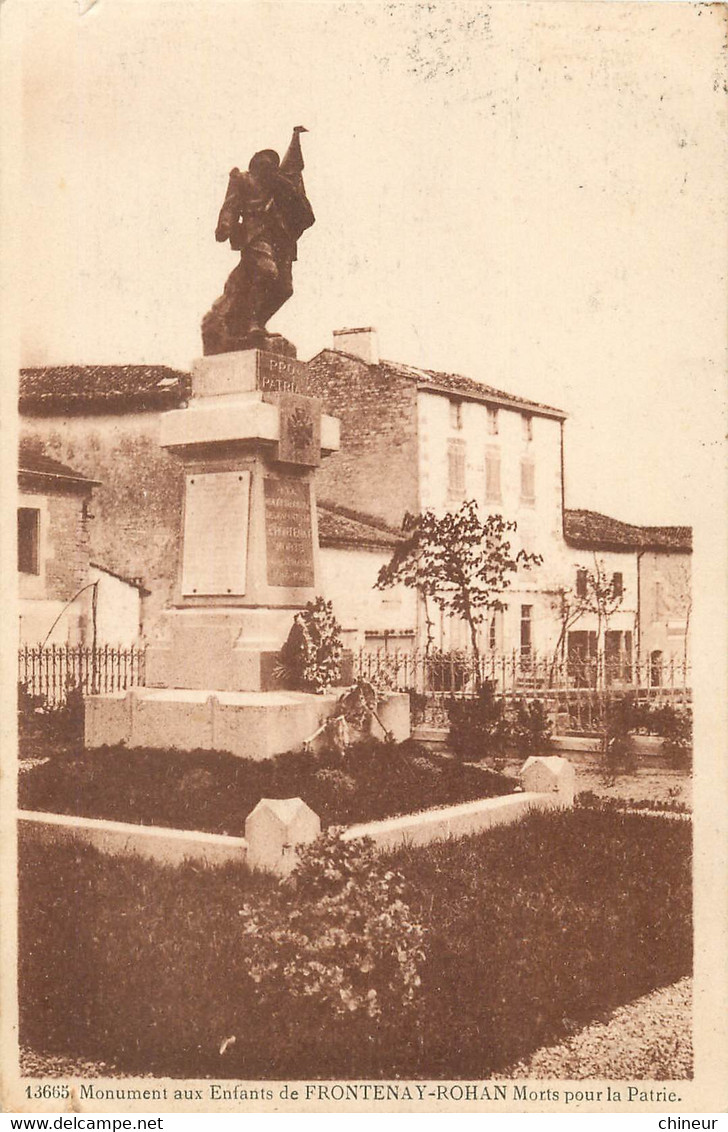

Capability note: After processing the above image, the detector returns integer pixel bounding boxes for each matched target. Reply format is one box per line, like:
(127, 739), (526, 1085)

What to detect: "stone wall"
(300, 351), (420, 528)
(22, 411), (185, 627)
(318, 544), (417, 650)
(19, 757), (575, 875)
(639, 549), (691, 661)
(45, 490), (92, 600)
(89, 565), (144, 646)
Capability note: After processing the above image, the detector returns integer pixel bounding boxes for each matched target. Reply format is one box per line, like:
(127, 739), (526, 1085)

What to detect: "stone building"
(20, 364), (190, 628)
(296, 328), (692, 671)
(317, 502), (414, 651)
(19, 366), (411, 648)
(18, 441), (99, 645)
(19, 346), (692, 672)
(563, 509), (692, 679)
(300, 328), (570, 660)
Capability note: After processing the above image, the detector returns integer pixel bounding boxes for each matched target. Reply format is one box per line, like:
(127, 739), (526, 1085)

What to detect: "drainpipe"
(559, 420), (566, 530)
(636, 550), (644, 667)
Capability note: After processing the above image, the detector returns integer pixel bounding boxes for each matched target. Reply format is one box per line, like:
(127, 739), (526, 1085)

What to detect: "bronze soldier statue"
(202, 126), (315, 356)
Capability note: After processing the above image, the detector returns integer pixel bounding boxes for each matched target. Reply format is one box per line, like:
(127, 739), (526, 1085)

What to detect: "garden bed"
(18, 739), (517, 833)
(19, 807), (692, 1080)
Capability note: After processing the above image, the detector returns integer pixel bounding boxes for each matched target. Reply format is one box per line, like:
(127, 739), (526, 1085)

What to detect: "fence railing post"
(17, 642), (149, 707)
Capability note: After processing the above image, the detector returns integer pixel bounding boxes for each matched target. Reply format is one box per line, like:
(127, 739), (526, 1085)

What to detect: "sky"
(7, 0), (727, 525)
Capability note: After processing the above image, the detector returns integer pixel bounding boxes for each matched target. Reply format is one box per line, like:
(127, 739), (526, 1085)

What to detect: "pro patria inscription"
(264, 476), (315, 588)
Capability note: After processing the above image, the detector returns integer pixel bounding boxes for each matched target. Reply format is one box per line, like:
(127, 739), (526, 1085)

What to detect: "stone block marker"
(245, 797), (321, 875)
(521, 755), (575, 805)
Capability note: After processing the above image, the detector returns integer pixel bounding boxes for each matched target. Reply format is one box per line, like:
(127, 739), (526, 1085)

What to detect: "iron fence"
(18, 643), (146, 707)
(355, 647), (691, 732)
(17, 641), (692, 730)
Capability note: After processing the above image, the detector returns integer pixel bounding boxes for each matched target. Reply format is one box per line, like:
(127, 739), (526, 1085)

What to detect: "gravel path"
(20, 1049), (124, 1079)
(501, 977), (693, 1080)
(495, 758), (692, 810)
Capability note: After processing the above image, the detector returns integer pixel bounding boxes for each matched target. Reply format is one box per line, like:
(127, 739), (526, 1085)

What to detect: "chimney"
(332, 327), (379, 364)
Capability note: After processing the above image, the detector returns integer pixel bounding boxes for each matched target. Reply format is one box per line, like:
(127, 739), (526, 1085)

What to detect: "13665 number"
(25, 1084), (70, 1100)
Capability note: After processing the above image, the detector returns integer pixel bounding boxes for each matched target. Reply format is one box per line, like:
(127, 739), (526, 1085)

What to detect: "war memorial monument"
(83, 127), (409, 759)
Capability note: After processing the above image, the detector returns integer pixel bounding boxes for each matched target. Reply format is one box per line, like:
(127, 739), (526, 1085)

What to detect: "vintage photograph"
(2, 0), (726, 1114)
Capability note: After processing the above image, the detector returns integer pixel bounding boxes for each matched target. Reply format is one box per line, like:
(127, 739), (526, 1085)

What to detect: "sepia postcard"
(1, 0), (726, 1116)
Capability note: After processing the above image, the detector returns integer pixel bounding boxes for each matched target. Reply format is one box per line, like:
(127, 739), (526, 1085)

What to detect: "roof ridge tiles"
(564, 508), (692, 551)
(317, 499), (402, 536)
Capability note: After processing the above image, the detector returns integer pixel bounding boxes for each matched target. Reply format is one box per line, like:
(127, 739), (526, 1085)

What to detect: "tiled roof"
(564, 509), (692, 552)
(19, 365), (191, 414)
(313, 349), (566, 420)
(19, 440), (99, 487)
(317, 502), (402, 550)
(384, 359), (566, 420)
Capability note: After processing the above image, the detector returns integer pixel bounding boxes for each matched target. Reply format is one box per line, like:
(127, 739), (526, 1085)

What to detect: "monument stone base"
(145, 607), (298, 692)
(84, 686), (411, 761)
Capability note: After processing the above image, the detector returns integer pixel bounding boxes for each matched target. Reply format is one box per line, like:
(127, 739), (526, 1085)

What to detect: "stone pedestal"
(85, 686), (411, 759)
(145, 350), (339, 694)
(84, 346), (411, 758)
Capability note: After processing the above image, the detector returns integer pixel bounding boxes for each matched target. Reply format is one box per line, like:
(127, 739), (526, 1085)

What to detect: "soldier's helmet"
(249, 149), (280, 173)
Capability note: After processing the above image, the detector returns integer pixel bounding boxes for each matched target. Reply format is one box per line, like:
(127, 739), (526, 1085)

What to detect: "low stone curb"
(18, 755), (576, 873)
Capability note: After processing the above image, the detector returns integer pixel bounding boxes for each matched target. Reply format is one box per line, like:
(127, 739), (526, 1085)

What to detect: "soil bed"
(18, 738), (517, 833)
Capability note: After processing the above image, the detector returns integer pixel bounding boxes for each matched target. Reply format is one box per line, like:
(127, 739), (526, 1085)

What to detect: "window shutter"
(520, 458), (535, 503)
(18, 508), (40, 575)
(447, 439), (466, 497)
(485, 448), (501, 502)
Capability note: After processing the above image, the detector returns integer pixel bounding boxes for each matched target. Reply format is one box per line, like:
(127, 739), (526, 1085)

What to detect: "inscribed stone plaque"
(181, 470), (250, 595)
(257, 352), (307, 393)
(264, 476), (315, 588)
(277, 393), (322, 466)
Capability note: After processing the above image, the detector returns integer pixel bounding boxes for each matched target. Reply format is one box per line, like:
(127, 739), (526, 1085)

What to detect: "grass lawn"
(19, 807), (691, 1079)
(18, 739), (517, 832)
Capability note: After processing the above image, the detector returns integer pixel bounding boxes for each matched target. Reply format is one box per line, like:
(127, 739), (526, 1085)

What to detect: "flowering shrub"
(277, 598), (343, 693)
(238, 829), (426, 1022)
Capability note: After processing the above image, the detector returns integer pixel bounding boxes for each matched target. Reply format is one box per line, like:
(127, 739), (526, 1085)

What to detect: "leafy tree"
(376, 501), (541, 681)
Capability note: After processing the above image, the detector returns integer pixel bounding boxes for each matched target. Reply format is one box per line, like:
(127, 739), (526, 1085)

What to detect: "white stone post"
(245, 797), (321, 875)
(521, 755), (575, 806)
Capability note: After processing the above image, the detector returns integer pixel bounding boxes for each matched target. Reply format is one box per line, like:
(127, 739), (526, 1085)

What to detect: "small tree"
(550, 554), (624, 687)
(376, 501), (541, 682)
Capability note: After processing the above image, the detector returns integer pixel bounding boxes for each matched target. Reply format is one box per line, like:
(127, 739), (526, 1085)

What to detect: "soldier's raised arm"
(279, 126), (308, 176)
(214, 167), (242, 243)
